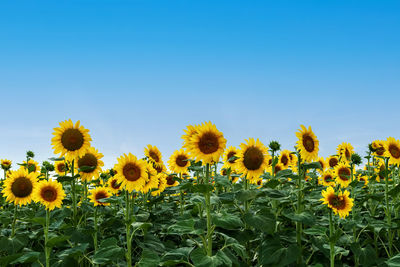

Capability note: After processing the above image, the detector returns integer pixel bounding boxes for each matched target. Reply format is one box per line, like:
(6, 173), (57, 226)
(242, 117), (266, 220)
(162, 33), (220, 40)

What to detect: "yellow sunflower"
(384, 137), (400, 165)
(295, 125), (319, 162)
(88, 187), (111, 206)
(327, 155), (339, 169)
(1, 159), (12, 170)
(107, 177), (122, 194)
(222, 146), (240, 171)
(168, 149), (191, 174)
(114, 153), (148, 192)
(181, 124), (199, 149)
(358, 174), (369, 188)
(274, 163), (284, 175)
(33, 180), (65, 210)
(23, 159), (40, 173)
(166, 173), (179, 187)
(76, 147), (104, 182)
(318, 169), (336, 187)
(144, 145), (163, 168)
(316, 157), (327, 173)
(288, 153), (298, 167)
(372, 140), (386, 157)
(153, 162), (167, 174)
(320, 186), (353, 219)
(51, 119), (92, 162)
(334, 162), (352, 188)
(279, 150), (292, 169)
(54, 161), (68, 176)
(2, 168), (38, 206)
(237, 138), (270, 183)
(141, 163), (159, 193)
(337, 142), (354, 163)
(184, 122), (227, 164)
(151, 172), (168, 196)
(220, 168), (240, 183)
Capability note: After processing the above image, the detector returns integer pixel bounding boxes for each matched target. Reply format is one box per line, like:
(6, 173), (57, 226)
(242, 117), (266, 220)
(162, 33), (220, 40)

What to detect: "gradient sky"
(1, 0), (399, 169)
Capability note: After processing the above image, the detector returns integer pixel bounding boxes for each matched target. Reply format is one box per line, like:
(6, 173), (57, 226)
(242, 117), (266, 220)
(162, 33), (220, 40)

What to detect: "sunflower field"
(2, 120), (400, 267)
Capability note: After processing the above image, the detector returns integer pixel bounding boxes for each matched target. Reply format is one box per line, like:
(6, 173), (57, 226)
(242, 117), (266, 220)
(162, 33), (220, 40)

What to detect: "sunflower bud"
(26, 151), (35, 159)
(351, 153), (362, 166)
(268, 141), (281, 153)
(42, 161), (55, 172)
(368, 143), (376, 153)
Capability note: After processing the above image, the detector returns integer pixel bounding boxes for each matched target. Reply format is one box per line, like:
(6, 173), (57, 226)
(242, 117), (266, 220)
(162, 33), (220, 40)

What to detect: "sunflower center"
(227, 152), (237, 163)
(376, 146), (385, 156)
(57, 163), (66, 172)
(198, 132), (219, 154)
(275, 165), (282, 173)
(243, 146), (264, 170)
(302, 135), (315, 152)
(149, 151), (160, 162)
(176, 155), (188, 167)
(111, 179), (121, 189)
(78, 153), (98, 173)
(11, 177), (33, 198)
(61, 128), (84, 151)
(324, 175), (333, 183)
(329, 158), (338, 168)
(329, 195), (346, 210)
(345, 149), (351, 160)
(389, 144), (400, 159)
(95, 191), (108, 201)
(154, 164), (163, 174)
(41, 186), (58, 202)
(338, 168), (351, 181)
(123, 163), (141, 181)
(281, 155), (289, 166)
(166, 175), (176, 185)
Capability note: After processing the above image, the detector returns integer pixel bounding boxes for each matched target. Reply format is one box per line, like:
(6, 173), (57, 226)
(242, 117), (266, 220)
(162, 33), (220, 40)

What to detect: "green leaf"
(0, 235), (29, 254)
(77, 165), (96, 172)
(49, 157), (65, 161)
(192, 184), (214, 193)
(303, 226), (327, 236)
(168, 219), (203, 235)
(46, 235), (71, 248)
(92, 240), (124, 264)
(57, 243), (89, 259)
(190, 248), (231, 267)
(213, 211), (243, 230)
(387, 253), (400, 267)
(138, 249), (160, 267)
(303, 162), (322, 170)
(161, 247), (194, 263)
(10, 251), (40, 264)
(259, 240), (299, 266)
(389, 183), (400, 198)
(283, 211), (316, 225)
(236, 190), (259, 202)
(243, 212), (275, 234)
(57, 175), (75, 183)
(263, 179), (280, 189)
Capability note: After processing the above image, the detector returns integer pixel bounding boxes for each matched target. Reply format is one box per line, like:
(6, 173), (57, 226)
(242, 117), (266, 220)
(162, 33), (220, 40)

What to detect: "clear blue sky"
(1, 0), (399, 169)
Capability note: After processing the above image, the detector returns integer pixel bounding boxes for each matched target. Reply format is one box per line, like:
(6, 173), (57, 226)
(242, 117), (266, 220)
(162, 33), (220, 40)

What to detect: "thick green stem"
(205, 163), (212, 256)
(384, 158), (393, 256)
(329, 211), (335, 267)
(125, 191), (133, 267)
(244, 177), (249, 213)
(45, 209), (50, 267)
(71, 160), (77, 226)
(179, 173), (184, 216)
(11, 204), (17, 237)
(296, 152), (303, 265)
(94, 207), (98, 253)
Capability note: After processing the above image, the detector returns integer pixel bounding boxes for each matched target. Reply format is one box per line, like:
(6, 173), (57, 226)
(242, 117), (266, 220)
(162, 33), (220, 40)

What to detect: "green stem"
(296, 152), (303, 265)
(205, 163), (212, 256)
(94, 207), (98, 253)
(244, 177), (249, 213)
(125, 191), (132, 267)
(71, 160), (77, 226)
(329, 210), (335, 267)
(179, 173), (184, 216)
(45, 209), (50, 267)
(11, 204), (17, 237)
(384, 158), (393, 257)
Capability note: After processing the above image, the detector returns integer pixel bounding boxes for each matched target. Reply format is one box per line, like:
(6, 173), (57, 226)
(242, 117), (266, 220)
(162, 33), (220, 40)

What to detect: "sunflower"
(51, 119), (92, 161)
(384, 137), (400, 165)
(316, 157), (327, 173)
(237, 138), (270, 182)
(222, 146), (240, 171)
(76, 147), (104, 182)
(144, 145), (163, 168)
(358, 174), (369, 188)
(279, 150), (292, 169)
(372, 140), (386, 157)
(327, 155), (339, 169)
(153, 162), (167, 174)
(168, 149), (191, 174)
(114, 153), (148, 192)
(288, 153), (298, 167)
(88, 187), (111, 206)
(23, 159), (40, 173)
(320, 186), (353, 219)
(1, 159), (12, 171)
(151, 172), (168, 196)
(295, 125), (319, 162)
(318, 169), (336, 187)
(2, 168), (38, 206)
(141, 163), (159, 193)
(166, 173), (179, 187)
(184, 122), (227, 164)
(33, 180), (65, 210)
(54, 161), (68, 176)
(337, 142), (354, 163)
(274, 163), (284, 175)
(182, 124), (199, 148)
(107, 177), (122, 194)
(334, 162), (352, 188)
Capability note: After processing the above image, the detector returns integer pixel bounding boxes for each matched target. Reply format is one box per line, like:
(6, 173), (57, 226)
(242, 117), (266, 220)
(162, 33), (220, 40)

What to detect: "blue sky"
(1, 0), (399, 169)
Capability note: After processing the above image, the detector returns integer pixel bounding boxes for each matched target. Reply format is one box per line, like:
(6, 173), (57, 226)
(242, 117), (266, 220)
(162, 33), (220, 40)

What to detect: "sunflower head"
(221, 146), (239, 171)
(279, 150), (292, 168)
(268, 141), (281, 153)
(334, 162), (352, 188)
(107, 177), (122, 194)
(385, 137), (400, 165)
(237, 138), (270, 183)
(2, 168), (38, 206)
(320, 186), (353, 219)
(23, 159), (40, 173)
(372, 140), (386, 156)
(1, 159), (12, 170)
(316, 157), (327, 172)
(76, 147), (104, 182)
(337, 142), (354, 163)
(33, 180), (65, 210)
(114, 153), (148, 192)
(144, 145), (163, 167)
(55, 161), (69, 176)
(327, 155), (339, 169)
(168, 149), (191, 174)
(141, 163), (159, 193)
(166, 173), (179, 187)
(88, 187), (111, 206)
(295, 125), (319, 162)
(51, 119), (92, 162)
(358, 175), (369, 188)
(318, 169), (335, 187)
(184, 122), (227, 164)
(151, 172), (168, 196)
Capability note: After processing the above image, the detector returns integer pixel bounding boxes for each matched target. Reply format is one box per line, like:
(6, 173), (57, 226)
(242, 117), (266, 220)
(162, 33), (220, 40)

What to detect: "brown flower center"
(78, 153), (98, 173)
(389, 144), (400, 159)
(198, 132), (219, 154)
(11, 177), (33, 198)
(154, 164), (163, 174)
(227, 152), (237, 163)
(243, 146), (264, 170)
(166, 175), (176, 185)
(176, 155), (188, 167)
(345, 149), (351, 160)
(111, 179), (121, 189)
(324, 174), (333, 183)
(376, 146), (385, 156)
(329, 158), (338, 168)
(281, 155), (289, 166)
(338, 167), (351, 181)
(302, 135), (315, 152)
(275, 165), (282, 173)
(41, 186), (57, 202)
(328, 195), (346, 210)
(95, 191), (108, 202)
(61, 128), (84, 151)
(57, 163), (66, 173)
(123, 163), (141, 181)
(149, 151), (160, 162)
